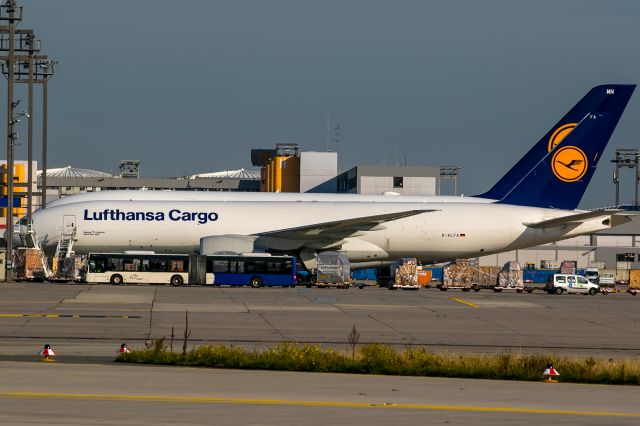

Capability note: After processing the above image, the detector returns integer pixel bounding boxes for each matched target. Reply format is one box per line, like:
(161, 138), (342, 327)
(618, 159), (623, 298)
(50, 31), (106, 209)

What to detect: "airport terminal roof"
(38, 165), (113, 179)
(187, 168), (260, 180)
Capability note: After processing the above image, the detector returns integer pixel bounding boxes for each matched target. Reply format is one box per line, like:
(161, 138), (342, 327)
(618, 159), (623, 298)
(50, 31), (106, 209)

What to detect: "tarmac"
(2, 361), (640, 425)
(1, 282), (640, 359)
(2, 282), (640, 424)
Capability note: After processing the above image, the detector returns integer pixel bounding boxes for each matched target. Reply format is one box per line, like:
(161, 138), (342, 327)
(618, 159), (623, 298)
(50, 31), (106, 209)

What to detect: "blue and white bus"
(84, 252), (296, 287)
(206, 254), (297, 287)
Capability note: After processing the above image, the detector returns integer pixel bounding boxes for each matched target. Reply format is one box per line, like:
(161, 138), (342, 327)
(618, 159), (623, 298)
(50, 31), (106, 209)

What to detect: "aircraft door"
(63, 215), (76, 233)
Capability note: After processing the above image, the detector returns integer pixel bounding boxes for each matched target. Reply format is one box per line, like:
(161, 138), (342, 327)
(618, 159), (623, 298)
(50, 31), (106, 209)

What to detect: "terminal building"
(38, 163), (261, 206)
(251, 143), (448, 196)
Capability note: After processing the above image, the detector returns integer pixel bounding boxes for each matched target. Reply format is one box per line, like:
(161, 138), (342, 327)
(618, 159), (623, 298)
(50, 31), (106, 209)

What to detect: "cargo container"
(416, 268), (432, 287)
(616, 268), (630, 284)
(315, 251), (351, 288)
(351, 269), (376, 281)
(523, 269), (557, 283)
(599, 269), (616, 286)
(426, 267), (443, 281)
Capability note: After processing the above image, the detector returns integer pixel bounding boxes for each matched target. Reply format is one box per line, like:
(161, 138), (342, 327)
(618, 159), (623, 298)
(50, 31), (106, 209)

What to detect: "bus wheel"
(250, 277), (263, 288)
(110, 274), (123, 286)
(170, 275), (184, 286)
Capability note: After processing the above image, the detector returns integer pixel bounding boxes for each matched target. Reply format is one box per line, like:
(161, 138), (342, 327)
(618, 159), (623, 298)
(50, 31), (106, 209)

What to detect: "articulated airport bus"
(84, 253), (297, 287)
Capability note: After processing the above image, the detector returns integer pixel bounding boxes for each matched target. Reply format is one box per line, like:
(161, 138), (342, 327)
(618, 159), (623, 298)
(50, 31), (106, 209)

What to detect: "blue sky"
(10, 0), (640, 207)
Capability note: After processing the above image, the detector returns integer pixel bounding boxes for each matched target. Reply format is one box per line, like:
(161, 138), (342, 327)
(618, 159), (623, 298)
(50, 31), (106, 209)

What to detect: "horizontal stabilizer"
(258, 209), (436, 240)
(523, 209), (631, 229)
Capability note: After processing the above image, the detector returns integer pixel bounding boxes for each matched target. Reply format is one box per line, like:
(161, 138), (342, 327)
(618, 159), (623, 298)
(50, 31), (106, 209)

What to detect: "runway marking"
(0, 313), (141, 319)
(0, 392), (638, 418)
(448, 297), (479, 308)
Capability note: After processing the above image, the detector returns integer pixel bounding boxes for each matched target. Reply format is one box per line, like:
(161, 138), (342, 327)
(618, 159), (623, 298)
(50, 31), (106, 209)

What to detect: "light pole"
(1, 55), (57, 218)
(611, 149), (640, 207)
(39, 59), (57, 209)
(0, 0), (22, 281)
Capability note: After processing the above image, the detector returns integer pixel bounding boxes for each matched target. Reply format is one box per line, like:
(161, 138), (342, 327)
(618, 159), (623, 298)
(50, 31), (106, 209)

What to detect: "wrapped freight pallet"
(496, 261), (524, 291)
(560, 261), (577, 274)
(629, 270), (640, 290)
(57, 256), (80, 281)
(476, 266), (500, 288)
(14, 248), (46, 281)
(390, 258), (419, 289)
(442, 259), (475, 290)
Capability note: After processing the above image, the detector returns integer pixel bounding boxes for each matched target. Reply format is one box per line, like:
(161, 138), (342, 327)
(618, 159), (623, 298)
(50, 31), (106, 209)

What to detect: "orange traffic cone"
(39, 344), (55, 362)
(118, 343), (130, 354)
(542, 363), (559, 382)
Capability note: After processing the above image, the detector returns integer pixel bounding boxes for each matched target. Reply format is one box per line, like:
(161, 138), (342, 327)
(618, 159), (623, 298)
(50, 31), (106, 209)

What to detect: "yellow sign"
(548, 123), (577, 152)
(552, 146), (588, 182)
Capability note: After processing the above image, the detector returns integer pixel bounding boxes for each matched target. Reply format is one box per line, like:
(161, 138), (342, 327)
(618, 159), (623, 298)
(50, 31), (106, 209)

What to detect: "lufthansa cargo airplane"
(20, 85), (636, 268)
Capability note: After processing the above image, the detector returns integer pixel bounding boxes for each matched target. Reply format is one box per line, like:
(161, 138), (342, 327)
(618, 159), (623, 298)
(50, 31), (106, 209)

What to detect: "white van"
(546, 274), (599, 295)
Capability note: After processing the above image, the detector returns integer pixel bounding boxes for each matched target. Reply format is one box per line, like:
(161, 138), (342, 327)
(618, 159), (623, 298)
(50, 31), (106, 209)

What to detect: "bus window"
(89, 258), (106, 273)
(170, 260), (185, 272)
(148, 258), (167, 272)
(236, 260), (244, 274)
(211, 260), (229, 273)
(124, 258), (140, 272)
(245, 260), (267, 273)
(267, 262), (281, 273)
(108, 258), (124, 271)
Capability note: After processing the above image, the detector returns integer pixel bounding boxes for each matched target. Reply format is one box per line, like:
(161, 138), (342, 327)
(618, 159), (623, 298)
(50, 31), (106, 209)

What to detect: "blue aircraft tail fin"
(493, 85), (634, 209)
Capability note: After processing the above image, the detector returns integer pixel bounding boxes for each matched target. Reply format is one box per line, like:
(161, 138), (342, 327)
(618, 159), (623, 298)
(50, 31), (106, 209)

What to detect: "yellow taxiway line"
(0, 392), (638, 418)
(448, 297), (479, 308)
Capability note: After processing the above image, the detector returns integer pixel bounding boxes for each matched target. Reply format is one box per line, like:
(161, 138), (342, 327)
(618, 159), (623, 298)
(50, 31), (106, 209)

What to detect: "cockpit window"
(17, 217), (27, 226)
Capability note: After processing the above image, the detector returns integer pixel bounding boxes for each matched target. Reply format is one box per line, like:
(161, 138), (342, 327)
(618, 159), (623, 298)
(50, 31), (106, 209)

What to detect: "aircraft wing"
(523, 209), (632, 229)
(257, 209), (437, 240)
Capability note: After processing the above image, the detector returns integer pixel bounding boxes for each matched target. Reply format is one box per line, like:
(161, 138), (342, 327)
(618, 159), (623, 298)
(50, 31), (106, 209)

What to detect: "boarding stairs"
(54, 225), (77, 260)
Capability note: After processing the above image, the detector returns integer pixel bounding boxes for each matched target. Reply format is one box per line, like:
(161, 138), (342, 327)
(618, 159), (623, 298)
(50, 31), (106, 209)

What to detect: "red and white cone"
(118, 343), (130, 354)
(542, 364), (560, 382)
(39, 344), (56, 362)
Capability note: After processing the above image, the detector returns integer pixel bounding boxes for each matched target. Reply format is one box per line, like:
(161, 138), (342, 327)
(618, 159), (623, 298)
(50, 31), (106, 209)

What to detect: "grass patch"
(116, 342), (640, 385)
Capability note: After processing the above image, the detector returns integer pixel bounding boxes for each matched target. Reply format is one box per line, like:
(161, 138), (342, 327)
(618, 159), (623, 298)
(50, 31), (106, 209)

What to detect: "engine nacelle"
(200, 235), (258, 255)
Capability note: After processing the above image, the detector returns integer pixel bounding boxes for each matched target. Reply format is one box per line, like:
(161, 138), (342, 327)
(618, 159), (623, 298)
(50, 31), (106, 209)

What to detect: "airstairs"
(54, 224), (76, 260)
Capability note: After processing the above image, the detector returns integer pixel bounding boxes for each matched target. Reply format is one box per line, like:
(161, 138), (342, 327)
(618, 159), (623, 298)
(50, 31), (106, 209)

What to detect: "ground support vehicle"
(545, 273), (599, 295)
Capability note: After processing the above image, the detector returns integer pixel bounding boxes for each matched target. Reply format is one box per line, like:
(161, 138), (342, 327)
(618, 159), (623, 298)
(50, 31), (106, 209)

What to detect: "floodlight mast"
(0, 0), (22, 281)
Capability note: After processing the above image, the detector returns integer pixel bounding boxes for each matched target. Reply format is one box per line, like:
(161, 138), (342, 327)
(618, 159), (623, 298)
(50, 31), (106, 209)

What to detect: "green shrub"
(114, 342), (640, 385)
